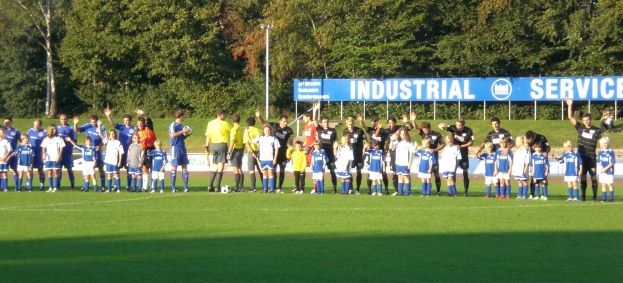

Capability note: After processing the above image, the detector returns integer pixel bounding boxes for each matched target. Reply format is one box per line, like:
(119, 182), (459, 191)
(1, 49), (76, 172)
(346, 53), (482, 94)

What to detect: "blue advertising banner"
(293, 77), (623, 102)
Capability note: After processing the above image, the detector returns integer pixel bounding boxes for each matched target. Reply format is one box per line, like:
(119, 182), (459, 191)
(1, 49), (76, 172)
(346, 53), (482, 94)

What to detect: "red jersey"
(304, 123), (317, 147)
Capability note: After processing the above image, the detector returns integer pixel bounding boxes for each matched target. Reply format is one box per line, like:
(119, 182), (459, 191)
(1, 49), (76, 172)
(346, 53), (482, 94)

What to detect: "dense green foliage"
(1, 0), (622, 118)
(1, 175), (622, 282)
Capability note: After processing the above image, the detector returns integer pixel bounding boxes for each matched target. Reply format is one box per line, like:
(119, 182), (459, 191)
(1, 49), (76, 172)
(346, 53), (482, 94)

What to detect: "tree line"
(1, 0), (621, 119)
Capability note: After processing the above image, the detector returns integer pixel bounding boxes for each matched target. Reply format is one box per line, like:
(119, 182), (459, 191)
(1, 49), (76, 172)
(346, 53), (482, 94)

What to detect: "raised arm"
(103, 107), (116, 126)
(565, 98), (577, 126)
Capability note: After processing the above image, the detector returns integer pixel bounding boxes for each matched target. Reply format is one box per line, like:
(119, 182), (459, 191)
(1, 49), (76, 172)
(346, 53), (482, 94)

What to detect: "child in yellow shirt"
(288, 140), (307, 194)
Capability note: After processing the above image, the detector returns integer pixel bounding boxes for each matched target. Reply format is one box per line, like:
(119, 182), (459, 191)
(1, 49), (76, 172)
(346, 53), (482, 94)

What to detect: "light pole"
(261, 23), (273, 119)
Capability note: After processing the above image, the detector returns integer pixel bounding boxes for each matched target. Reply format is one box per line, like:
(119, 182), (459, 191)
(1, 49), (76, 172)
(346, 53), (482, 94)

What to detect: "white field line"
(0, 199), (621, 212)
(0, 193), (189, 210)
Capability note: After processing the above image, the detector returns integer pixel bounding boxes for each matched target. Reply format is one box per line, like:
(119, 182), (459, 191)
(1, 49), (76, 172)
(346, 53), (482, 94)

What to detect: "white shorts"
(513, 175), (528, 181)
(418, 172), (431, 179)
(17, 165), (31, 173)
(82, 161), (95, 176)
(152, 171), (165, 180)
(369, 172), (382, 180)
(496, 173), (510, 180)
(336, 171), (352, 179)
(485, 176), (498, 185)
(599, 174), (614, 185)
(441, 171), (455, 178)
(312, 172), (323, 181)
(564, 176), (579, 182)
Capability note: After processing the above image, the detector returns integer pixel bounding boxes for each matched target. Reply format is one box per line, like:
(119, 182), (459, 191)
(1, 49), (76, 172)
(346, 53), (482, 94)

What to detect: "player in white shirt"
(0, 128), (12, 192)
(254, 125), (280, 193)
(102, 129), (125, 192)
(41, 126), (63, 192)
(512, 136), (531, 199)
(439, 135), (461, 197)
(390, 127), (416, 196)
(335, 136), (354, 194)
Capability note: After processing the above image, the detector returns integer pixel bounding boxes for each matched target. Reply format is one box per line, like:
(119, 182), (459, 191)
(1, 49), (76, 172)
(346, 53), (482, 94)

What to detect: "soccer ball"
(183, 126), (193, 136)
(220, 185), (230, 194)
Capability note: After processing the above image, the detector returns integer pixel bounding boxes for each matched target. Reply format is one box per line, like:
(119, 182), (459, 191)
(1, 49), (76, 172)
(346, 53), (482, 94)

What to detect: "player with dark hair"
(478, 116), (514, 153)
(206, 109), (231, 192)
(565, 98), (602, 201)
(74, 114), (106, 190)
(361, 115), (389, 194)
(57, 114), (77, 190)
(317, 116), (338, 193)
(27, 119), (46, 190)
(525, 130), (551, 199)
(256, 111), (293, 193)
(412, 120), (444, 195)
(228, 114), (245, 192)
(170, 110), (191, 192)
(3, 117), (21, 189)
(104, 108), (136, 191)
(439, 118), (474, 196)
(343, 115), (366, 194)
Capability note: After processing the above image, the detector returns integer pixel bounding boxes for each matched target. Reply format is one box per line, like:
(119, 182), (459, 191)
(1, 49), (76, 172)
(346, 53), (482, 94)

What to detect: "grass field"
(9, 118), (623, 153)
(1, 173), (622, 282)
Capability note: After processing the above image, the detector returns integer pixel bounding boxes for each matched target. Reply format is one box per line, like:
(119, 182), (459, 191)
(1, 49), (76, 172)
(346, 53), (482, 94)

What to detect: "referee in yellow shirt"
(205, 109), (232, 192)
(228, 114), (245, 192)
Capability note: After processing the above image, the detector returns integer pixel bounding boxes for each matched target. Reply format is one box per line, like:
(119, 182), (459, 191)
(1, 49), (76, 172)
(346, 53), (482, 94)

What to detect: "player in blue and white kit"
(67, 136), (98, 192)
(390, 127), (415, 196)
(169, 110), (191, 192)
(597, 137), (615, 202)
(530, 143), (549, 200)
(104, 108), (136, 190)
(3, 117), (21, 189)
(254, 125), (280, 193)
(13, 134), (34, 192)
(27, 119), (46, 190)
(0, 128), (11, 192)
(439, 135), (461, 197)
(41, 126), (63, 192)
(495, 138), (513, 199)
(335, 136), (354, 194)
(311, 141), (327, 194)
(149, 140), (168, 193)
(366, 140), (385, 196)
(512, 136), (531, 199)
(57, 114), (78, 190)
(477, 142), (497, 198)
(74, 115), (106, 189)
(102, 129), (125, 193)
(558, 140), (583, 201)
(415, 139), (436, 197)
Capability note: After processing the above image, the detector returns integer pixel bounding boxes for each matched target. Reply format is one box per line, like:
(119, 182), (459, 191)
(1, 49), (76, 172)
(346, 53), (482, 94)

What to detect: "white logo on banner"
(491, 78), (512, 100)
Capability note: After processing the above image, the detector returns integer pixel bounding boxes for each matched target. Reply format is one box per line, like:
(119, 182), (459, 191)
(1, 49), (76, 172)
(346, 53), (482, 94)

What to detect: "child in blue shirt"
(365, 140), (385, 196)
(415, 139), (436, 197)
(150, 140), (168, 193)
(477, 142), (497, 198)
(530, 143), (549, 200)
(495, 138), (513, 199)
(311, 141), (327, 194)
(67, 137), (98, 192)
(557, 140), (583, 201)
(597, 137), (615, 202)
(14, 134), (34, 192)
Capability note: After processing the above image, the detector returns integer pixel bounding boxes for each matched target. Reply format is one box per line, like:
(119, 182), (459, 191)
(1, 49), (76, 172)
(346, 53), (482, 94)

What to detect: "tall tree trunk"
(44, 0), (56, 118)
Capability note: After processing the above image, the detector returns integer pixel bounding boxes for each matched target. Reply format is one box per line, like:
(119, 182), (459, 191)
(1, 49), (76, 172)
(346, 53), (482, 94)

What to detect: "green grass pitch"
(1, 173), (622, 282)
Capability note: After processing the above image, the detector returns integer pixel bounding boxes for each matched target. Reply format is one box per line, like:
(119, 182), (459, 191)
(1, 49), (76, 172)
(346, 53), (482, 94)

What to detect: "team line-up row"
(0, 99), (616, 202)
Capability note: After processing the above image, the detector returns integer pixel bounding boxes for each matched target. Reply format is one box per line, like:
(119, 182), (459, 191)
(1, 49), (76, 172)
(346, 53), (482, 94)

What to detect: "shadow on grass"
(1, 231), (621, 282)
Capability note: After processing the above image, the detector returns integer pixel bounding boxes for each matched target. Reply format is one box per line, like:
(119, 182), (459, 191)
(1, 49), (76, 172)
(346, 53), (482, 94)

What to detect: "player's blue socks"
(84, 180), (90, 192)
(182, 170), (189, 189)
(397, 183), (403, 195)
(567, 188), (573, 199)
(345, 181), (350, 193)
(341, 182), (346, 194)
(507, 184), (511, 197)
(262, 178), (268, 192)
(106, 179), (112, 191)
(151, 179), (157, 190)
(127, 174), (131, 190)
(609, 191), (614, 201)
(160, 179), (165, 191)
(495, 184), (500, 197)
(316, 180), (324, 194)
(485, 185), (491, 197)
(268, 177), (274, 192)
(100, 175), (105, 189)
(39, 174), (45, 187)
(170, 171), (177, 190)
(602, 191), (607, 201)
(573, 188), (579, 199)
(405, 182), (411, 195)
(26, 177), (32, 191)
(115, 178), (121, 191)
(16, 178), (21, 192)
(543, 186), (548, 197)
(426, 182), (432, 196)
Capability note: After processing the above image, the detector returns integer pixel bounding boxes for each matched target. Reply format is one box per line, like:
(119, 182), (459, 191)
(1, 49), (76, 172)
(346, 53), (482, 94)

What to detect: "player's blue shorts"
(7, 155), (17, 171)
(60, 151), (74, 168)
(33, 149), (43, 168)
(395, 165), (410, 176)
(105, 163), (119, 174)
(260, 160), (273, 170)
(44, 161), (59, 170)
(170, 146), (188, 167)
(441, 171), (456, 178)
(0, 163), (8, 172)
(128, 167), (141, 175)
